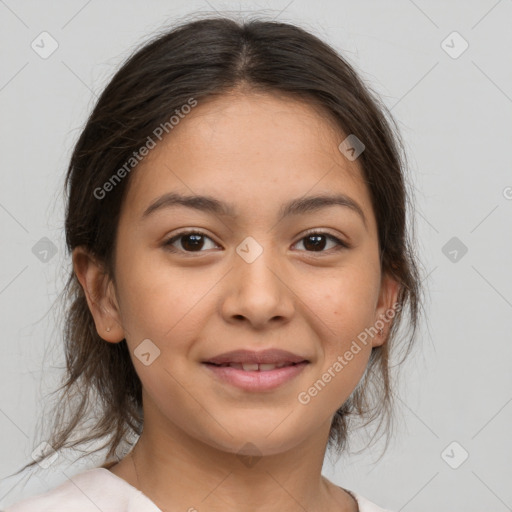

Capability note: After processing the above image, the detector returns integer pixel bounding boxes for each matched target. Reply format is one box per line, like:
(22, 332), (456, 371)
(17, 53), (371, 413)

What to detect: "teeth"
(259, 363), (278, 371)
(242, 363), (259, 371)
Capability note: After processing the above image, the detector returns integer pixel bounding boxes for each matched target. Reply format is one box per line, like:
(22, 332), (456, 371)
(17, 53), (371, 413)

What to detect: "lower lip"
(203, 362), (308, 392)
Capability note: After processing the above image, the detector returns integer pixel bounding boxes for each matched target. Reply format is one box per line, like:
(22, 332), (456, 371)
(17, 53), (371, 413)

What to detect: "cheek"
(317, 265), (380, 338)
(310, 268), (379, 391)
(115, 244), (177, 324)
(115, 251), (218, 352)
(307, 310), (374, 416)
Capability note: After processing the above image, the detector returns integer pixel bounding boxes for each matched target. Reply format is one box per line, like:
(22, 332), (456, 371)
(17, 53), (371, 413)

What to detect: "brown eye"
(164, 231), (218, 253)
(293, 231), (349, 253)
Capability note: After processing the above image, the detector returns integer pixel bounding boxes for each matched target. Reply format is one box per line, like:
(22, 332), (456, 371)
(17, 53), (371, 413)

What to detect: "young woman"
(4, 15), (423, 512)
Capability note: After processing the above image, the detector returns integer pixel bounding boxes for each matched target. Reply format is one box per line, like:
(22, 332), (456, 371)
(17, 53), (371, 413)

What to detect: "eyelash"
(162, 229), (350, 255)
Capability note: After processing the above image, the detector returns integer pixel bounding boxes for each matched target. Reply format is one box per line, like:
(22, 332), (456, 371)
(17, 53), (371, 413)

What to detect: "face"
(77, 91), (399, 457)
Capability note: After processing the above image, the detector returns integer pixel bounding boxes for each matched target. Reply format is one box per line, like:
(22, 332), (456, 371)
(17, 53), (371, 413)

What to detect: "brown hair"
(15, 14), (425, 475)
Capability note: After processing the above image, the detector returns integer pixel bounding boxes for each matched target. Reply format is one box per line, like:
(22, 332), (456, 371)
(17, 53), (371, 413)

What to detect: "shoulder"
(350, 490), (395, 512)
(3, 468), (159, 512)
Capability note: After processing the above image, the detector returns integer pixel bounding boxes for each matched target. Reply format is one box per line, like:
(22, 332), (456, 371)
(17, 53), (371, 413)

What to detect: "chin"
(195, 417), (314, 458)
(210, 435), (301, 459)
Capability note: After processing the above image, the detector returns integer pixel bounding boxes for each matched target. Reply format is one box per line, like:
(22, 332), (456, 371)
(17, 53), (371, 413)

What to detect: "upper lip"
(204, 349), (309, 365)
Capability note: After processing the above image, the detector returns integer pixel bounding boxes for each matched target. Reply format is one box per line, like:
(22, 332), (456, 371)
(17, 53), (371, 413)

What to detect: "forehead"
(121, 91), (376, 232)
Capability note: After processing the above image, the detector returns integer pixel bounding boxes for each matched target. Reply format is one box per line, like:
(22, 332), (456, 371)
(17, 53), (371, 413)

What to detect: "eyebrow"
(142, 192), (367, 229)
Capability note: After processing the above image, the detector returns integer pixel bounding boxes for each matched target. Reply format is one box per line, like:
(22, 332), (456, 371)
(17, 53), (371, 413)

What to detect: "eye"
(163, 230), (219, 253)
(162, 229), (350, 255)
(292, 231), (350, 253)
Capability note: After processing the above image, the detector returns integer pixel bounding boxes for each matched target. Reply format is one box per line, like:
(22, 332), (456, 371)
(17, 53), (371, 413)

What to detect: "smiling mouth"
(202, 348), (310, 390)
(205, 362), (303, 371)
(202, 360), (309, 391)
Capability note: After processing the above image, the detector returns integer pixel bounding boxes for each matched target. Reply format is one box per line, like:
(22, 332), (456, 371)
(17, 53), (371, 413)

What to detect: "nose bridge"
(235, 234), (281, 293)
(222, 234), (293, 325)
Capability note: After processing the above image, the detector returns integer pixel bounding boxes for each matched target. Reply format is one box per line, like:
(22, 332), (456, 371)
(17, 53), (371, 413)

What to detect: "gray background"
(1, 0), (511, 510)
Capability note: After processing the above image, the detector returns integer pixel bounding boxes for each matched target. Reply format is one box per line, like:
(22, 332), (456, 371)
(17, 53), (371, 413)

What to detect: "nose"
(220, 244), (295, 330)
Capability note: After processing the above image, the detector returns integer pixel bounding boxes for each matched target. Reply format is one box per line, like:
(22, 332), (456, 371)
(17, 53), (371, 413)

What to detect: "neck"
(117, 412), (357, 512)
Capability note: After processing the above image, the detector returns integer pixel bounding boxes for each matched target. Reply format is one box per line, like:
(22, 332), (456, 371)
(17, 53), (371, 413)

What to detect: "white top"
(3, 467), (393, 512)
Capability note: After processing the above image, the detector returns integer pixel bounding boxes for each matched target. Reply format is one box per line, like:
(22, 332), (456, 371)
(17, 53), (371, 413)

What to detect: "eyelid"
(298, 227), (349, 243)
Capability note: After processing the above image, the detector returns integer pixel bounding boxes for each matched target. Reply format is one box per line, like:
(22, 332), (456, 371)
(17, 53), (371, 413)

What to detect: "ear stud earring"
(106, 327), (111, 332)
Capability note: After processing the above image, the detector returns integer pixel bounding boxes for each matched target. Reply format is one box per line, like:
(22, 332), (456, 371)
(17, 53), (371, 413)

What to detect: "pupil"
(182, 234), (204, 251)
(304, 235), (325, 251)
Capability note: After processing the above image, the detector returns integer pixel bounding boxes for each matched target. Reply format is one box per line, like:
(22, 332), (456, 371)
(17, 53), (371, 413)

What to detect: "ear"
(72, 246), (125, 343)
(371, 272), (401, 348)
